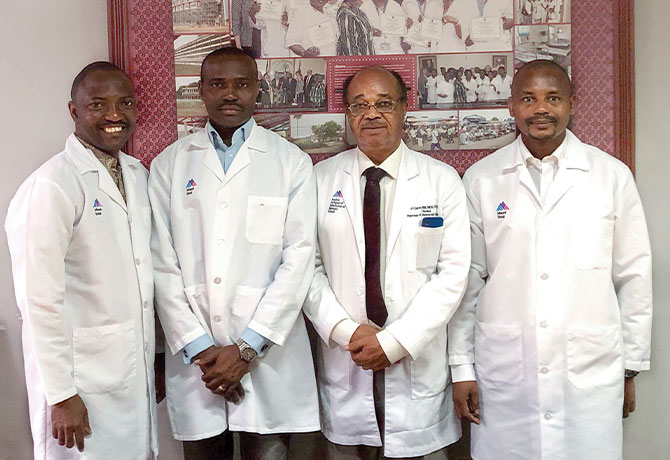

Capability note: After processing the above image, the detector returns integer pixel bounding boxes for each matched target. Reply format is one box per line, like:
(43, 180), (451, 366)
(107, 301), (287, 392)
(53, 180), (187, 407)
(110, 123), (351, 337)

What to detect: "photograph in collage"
(289, 113), (347, 154)
(417, 52), (513, 109)
(256, 58), (327, 111)
(176, 76), (207, 118)
(459, 108), (515, 150)
(173, 0), (229, 34)
(231, 0), (514, 59)
(516, 0), (570, 25)
(255, 113), (291, 137)
(403, 111), (459, 152)
(515, 24), (571, 72)
(174, 34), (232, 76)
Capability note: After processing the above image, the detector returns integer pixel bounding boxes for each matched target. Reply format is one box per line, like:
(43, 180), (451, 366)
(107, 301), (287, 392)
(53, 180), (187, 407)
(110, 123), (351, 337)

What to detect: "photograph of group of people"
(256, 59), (328, 110)
(516, 0), (570, 25)
(230, 0), (516, 58)
(417, 52), (513, 108)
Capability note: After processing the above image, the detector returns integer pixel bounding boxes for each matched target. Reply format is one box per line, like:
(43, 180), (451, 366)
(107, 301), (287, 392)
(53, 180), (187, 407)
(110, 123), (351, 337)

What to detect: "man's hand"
(214, 382), (246, 405)
(345, 334), (391, 371)
(194, 345), (249, 395)
(304, 47), (321, 57)
(51, 394), (91, 452)
(155, 353), (166, 404)
(623, 376), (636, 418)
(372, 28), (382, 37)
(452, 381), (480, 424)
(350, 324), (378, 344)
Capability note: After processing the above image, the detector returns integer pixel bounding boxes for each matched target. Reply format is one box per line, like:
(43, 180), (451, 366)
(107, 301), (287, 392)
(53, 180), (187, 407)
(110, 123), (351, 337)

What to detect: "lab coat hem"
(247, 320), (287, 347)
(624, 359), (650, 372)
(44, 387), (78, 406)
(172, 426), (228, 442)
(168, 327), (209, 356)
(321, 430), (383, 448)
(227, 423), (322, 435)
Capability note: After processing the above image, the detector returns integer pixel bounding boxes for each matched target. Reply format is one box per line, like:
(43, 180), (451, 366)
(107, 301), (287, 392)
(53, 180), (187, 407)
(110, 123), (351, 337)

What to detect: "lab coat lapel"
(341, 150), (365, 269)
(118, 153), (143, 216)
(65, 134), (127, 212)
(543, 132), (590, 213)
(508, 138), (542, 207)
(387, 144), (419, 260)
(223, 122), (266, 187)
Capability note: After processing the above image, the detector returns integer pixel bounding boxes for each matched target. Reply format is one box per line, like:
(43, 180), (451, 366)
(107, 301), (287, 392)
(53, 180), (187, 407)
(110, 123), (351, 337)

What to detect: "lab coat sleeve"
(612, 167), (653, 372)
(303, 237), (359, 348)
(447, 170), (487, 381)
(245, 154), (317, 346)
(384, 168), (471, 360)
(148, 154), (209, 355)
(5, 178), (78, 405)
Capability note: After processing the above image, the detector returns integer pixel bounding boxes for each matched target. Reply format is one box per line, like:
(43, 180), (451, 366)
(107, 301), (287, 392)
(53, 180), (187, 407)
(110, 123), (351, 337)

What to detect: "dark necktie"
(363, 167), (388, 327)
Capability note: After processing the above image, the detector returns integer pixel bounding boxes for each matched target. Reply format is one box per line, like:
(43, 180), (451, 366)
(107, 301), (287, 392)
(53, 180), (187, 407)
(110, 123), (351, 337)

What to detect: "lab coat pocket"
(567, 325), (623, 389)
(229, 286), (267, 339)
(319, 342), (351, 391)
(415, 225), (444, 270)
(570, 217), (614, 270)
(474, 321), (523, 386)
(72, 321), (137, 393)
(184, 284), (213, 337)
(410, 332), (448, 399)
(246, 196), (288, 245)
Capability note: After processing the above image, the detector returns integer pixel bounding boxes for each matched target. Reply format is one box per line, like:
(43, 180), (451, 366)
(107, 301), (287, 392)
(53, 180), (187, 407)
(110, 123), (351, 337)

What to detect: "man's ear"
(569, 93), (576, 115)
(68, 101), (78, 123)
(198, 80), (203, 99)
(507, 97), (515, 118)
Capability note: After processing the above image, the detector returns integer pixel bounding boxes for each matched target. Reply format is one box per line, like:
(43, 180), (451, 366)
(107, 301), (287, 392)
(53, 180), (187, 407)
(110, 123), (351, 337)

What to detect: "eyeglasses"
(346, 98), (404, 116)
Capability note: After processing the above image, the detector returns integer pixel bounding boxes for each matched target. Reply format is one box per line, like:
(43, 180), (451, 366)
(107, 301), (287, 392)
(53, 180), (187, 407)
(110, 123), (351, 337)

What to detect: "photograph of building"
(289, 113), (346, 154)
(458, 109), (515, 150)
(172, 0), (228, 34)
(174, 34), (231, 76)
(515, 24), (571, 72)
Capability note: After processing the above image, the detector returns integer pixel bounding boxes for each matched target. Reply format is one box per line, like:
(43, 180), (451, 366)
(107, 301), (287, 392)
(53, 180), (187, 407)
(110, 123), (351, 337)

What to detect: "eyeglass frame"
(345, 97), (407, 116)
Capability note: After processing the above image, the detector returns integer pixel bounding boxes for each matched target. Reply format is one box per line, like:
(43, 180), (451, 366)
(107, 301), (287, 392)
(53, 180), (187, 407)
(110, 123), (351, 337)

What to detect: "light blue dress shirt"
(181, 118), (274, 364)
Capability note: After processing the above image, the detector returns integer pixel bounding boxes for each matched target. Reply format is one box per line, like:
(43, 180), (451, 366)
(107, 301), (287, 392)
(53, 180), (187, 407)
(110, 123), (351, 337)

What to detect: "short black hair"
(342, 66), (408, 105)
(512, 59), (572, 96)
(200, 46), (257, 80)
(71, 61), (127, 100)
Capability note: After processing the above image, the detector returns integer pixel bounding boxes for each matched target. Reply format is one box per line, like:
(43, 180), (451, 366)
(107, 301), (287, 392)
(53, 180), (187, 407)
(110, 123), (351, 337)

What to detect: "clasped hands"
(344, 324), (391, 371)
(194, 345), (249, 404)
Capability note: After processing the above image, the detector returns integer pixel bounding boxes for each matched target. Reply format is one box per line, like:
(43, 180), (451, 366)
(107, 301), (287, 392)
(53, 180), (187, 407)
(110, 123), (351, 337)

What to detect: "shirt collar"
(206, 118), (255, 151)
(520, 133), (568, 167)
(357, 142), (403, 180)
(75, 134), (119, 170)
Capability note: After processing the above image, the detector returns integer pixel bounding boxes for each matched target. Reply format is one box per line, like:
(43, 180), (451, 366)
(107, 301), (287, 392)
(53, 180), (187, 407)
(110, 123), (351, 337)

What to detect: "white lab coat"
(5, 134), (157, 460)
(360, 0), (405, 55)
(303, 143), (471, 458)
(449, 131), (653, 460)
(149, 123), (320, 440)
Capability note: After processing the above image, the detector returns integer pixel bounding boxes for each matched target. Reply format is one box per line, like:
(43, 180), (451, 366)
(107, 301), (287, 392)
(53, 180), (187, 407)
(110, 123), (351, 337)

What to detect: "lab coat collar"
(65, 134), (129, 212)
(502, 130), (591, 212)
(193, 119), (266, 185)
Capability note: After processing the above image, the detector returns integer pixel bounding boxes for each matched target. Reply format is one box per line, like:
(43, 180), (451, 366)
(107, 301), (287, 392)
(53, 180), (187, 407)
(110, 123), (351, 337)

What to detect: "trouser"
(327, 371), (448, 460)
(183, 431), (316, 460)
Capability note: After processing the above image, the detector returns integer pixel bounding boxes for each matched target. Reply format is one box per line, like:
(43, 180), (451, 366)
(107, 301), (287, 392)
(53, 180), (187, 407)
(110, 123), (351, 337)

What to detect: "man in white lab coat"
(5, 62), (158, 460)
(489, 65), (512, 100)
(303, 65), (471, 459)
(450, 60), (653, 460)
(149, 47), (319, 460)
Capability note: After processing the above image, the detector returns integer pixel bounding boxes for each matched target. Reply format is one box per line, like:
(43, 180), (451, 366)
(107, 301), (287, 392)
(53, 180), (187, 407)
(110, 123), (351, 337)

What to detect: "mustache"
(361, 122), (387, 129)
(525, 115), (558, 124)
(217, 102), (242, 110)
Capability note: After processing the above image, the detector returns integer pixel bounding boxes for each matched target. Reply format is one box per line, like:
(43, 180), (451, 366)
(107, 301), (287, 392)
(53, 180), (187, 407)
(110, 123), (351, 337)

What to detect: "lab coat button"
(220, 202), (228, 209)
(135, 258), (141, 266)
(143, 301), (148, 309)
(214, 277), (221, 284)
(217, 239), (224, 245)
(213, 316), (221, 322)
(356, 286), (364, 296)
(544, 413), (552, 420)
(540, 273), (548, 280)
(144, 342), (148, 351)
(539, 320), (547, 328)
(541, 367), (549, 374)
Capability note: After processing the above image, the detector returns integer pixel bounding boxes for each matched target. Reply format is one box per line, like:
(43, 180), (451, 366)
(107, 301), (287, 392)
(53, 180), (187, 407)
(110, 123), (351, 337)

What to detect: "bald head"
(511, 60), (572, 97)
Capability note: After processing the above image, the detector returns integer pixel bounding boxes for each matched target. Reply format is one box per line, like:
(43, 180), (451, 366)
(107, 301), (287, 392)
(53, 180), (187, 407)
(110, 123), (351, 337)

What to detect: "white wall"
(624, 2), (670, 458)
(0, 2), (182, 459)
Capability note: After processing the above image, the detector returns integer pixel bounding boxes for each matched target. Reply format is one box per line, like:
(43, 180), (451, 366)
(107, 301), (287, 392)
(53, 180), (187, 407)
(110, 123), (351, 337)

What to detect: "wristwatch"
(624, 369), (639, 379)
(235, 338), (258, 363)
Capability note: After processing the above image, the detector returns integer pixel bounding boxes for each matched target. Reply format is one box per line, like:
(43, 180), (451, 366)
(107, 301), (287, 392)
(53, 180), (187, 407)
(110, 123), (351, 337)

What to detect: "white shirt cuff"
(376, 330), (408, 364)
(450, 364), (476, 382)
(329, 319), (360, 347)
